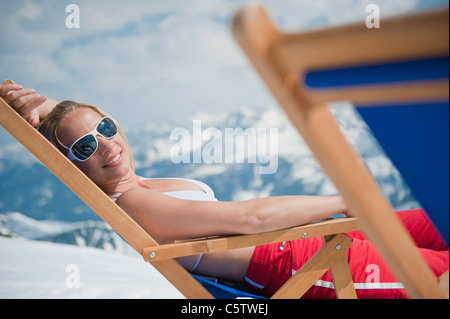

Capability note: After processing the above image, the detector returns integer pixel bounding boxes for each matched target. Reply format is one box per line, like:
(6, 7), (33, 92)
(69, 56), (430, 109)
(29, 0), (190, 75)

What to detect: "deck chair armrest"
(143, 217), (359, 262)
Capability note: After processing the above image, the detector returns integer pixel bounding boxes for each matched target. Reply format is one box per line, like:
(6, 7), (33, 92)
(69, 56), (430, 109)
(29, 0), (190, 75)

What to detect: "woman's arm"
(0, 82), (58, 126)
(242, 194), (347, 234)
(116, 188), (347, 240)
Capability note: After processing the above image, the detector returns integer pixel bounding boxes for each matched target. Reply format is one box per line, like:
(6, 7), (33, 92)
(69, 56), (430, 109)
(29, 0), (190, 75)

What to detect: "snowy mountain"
(0, 212), (135, 254)
(0, 103), (419, 230)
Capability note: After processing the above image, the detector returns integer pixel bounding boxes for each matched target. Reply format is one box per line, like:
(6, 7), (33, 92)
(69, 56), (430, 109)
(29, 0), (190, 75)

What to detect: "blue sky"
(0, 0), (448, 130)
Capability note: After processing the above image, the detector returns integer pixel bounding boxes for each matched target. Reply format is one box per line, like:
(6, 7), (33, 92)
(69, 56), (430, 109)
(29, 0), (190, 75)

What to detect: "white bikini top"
(109, 177), (218, 202)
(110, 177), (215, 273)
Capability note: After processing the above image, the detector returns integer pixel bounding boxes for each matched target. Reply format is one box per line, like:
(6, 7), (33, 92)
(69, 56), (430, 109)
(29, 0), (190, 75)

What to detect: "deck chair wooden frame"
(232, 5), (449, 299)
(0, 80), (360, 299)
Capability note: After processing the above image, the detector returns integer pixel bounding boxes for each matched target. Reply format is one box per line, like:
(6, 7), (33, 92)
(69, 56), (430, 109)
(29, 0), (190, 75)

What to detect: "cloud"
(1, 0), (448, 127)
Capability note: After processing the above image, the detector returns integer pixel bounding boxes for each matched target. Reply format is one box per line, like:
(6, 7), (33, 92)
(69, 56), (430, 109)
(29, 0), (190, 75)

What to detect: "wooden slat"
(330, 254), (357, 299)
(271, 9), (449, 76)
(271, 233), (352, 299)
(304, 80), (449, 106)
(143, 218), (359, 262)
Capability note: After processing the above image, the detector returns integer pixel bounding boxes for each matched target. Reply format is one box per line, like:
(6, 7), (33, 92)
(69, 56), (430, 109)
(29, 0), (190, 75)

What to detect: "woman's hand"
(0, 81), (47, 127)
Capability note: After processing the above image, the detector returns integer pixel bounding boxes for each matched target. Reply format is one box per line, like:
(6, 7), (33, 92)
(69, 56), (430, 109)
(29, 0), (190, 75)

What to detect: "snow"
(0, 236), (184, 299)
(0, 212), (71, 238)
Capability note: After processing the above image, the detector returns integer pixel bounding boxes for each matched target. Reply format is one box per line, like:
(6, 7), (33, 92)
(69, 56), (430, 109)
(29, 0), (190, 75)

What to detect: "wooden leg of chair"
(330, 254), (357, 299)
(271, 233), (352, 299)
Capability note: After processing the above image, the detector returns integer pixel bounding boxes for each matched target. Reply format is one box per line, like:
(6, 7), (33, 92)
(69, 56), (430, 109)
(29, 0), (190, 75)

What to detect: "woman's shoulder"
(140, 177), (216, 196)
(114, 186), (167, 208)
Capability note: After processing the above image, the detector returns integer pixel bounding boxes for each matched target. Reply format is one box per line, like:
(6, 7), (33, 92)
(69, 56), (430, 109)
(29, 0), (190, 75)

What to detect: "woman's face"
(57, 108), (132, 188)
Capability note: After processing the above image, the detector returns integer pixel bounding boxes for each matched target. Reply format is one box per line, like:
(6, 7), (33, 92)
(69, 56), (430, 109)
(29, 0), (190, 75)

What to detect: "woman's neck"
(100, 171), (146, 196)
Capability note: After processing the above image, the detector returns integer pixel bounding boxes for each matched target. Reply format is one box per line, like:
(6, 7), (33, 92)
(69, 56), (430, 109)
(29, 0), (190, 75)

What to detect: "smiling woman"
(38, 100), (135, 169)
(37, 101), (139, 193)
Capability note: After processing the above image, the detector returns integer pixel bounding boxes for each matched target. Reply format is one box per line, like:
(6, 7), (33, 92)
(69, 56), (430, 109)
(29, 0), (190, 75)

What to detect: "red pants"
(244, 209), (448, 298)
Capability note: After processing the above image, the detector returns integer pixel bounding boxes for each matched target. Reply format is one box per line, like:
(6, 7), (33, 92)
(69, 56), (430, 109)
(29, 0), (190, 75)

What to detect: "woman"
(1, 82), (448, 298)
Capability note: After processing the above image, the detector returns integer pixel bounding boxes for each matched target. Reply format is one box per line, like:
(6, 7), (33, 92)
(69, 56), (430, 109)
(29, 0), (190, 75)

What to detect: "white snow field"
(0, 236), (184, 299)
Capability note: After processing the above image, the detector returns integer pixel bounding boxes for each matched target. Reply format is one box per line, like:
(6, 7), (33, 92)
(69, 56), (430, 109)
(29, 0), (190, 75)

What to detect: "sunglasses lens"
(72, 134), (97, 161)
(98, 117), (117, 138)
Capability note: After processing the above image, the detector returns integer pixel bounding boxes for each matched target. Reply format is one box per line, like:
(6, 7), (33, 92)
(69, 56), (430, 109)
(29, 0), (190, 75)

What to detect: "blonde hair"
(38, 100), (135, 170)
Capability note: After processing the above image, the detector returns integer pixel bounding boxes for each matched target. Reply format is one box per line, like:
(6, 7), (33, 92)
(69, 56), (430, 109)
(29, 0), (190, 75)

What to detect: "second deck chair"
(0, 80), (360, 299)
(232, 5), (449, 298)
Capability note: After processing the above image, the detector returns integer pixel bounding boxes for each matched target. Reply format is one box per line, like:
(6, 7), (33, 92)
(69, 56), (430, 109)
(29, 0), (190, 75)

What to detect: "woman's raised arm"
(0, 81), (58, 127)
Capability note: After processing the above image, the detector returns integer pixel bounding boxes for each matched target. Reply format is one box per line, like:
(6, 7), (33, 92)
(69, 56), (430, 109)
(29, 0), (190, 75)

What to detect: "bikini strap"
(189, 254), (204, 273)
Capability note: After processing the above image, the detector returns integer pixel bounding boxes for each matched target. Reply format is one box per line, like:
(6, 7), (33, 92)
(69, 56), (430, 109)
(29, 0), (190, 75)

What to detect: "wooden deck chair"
(0, 80), (360, 299)
(232, 5), (449, 299)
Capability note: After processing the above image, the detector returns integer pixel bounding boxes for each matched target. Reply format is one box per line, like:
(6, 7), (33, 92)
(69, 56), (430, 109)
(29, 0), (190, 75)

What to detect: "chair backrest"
(357, 101), (448, 243)
(233, 5), (448, 298)
(301, 27), (449, 244)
